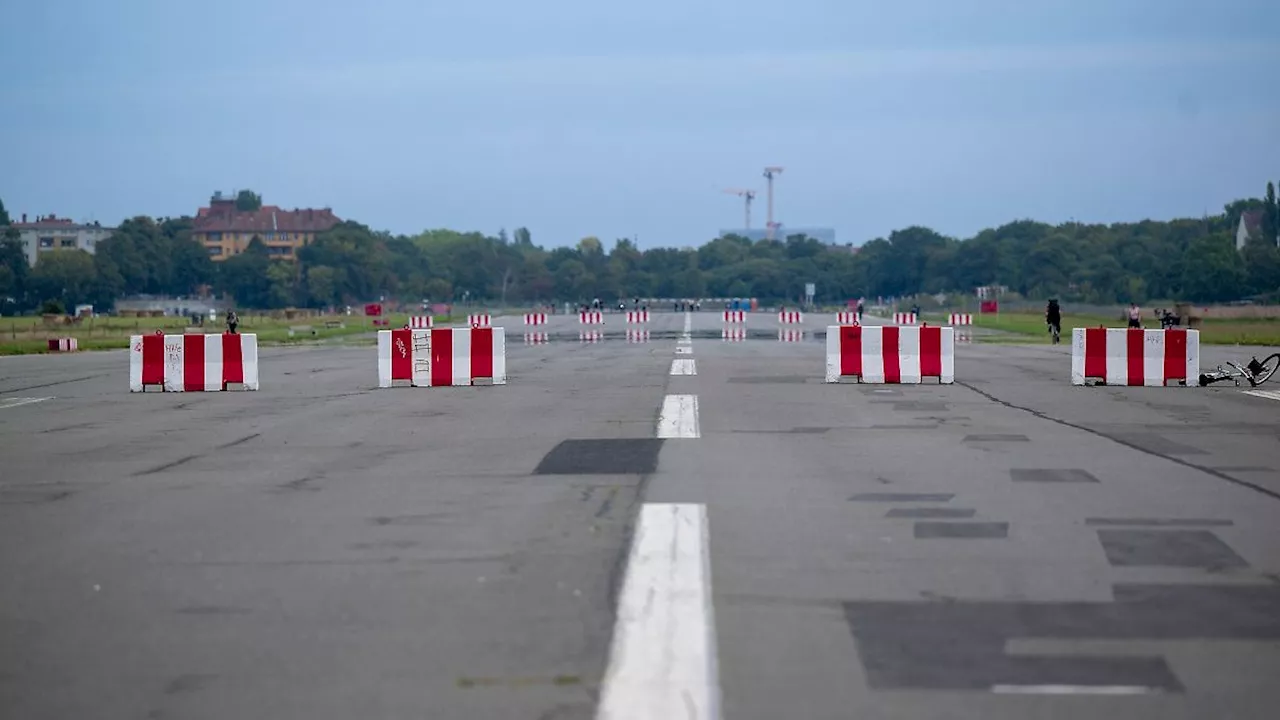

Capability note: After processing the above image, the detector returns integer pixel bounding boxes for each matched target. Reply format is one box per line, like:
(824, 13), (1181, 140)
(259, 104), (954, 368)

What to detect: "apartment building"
(192, 192), (341, 261)
(9, 213), (114, 266)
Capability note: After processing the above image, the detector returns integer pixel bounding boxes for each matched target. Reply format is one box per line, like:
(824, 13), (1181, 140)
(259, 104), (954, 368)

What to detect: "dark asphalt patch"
(914, 521), (1008, 539)
(0, 487), (73, 505)
(1097, 529), (1249, 568)
(133, 454), (202, 476)
(850, 493), (955, 502)
(788, 426), (832, 434)
(871, 424), (941, 430)
(964, 434), (1029, 442)
(1210, 466), (1273, 472)
(216, 433), (260, 450)
(1086, 518), (1234, 527)
(1108, 433), (1208, 456)
(886, 508), (977, 519)
(881, 401), (949, 412)
(844, 583), (1280, 691)
(534, 438), (664, 475)
(726, 375), (810, 384)
(1011, 468), (1100, 483)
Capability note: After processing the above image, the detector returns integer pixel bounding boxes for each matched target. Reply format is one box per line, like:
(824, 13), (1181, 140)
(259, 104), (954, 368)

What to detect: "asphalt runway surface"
(1, 311), (1278, 719)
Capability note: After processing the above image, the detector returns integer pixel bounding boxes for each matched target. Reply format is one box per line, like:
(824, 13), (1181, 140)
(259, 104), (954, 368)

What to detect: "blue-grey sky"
(3, 0), (1278, 248)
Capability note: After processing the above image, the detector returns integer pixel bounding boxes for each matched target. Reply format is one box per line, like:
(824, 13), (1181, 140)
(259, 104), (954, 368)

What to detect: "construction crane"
(762, 166), (784, 239)
(723, 188), (757, 230)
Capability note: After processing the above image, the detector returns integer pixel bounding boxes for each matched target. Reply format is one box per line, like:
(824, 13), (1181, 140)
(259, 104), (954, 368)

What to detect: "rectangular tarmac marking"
(595, 503), (720, 720)
(0, 397), (54, 410)
(675, 346), (693, 355)
(992, 685), (1159, 695)
(1243, 389), (1280, 402)
(670, 359), (697, 376)
(657, 395), (700, 438)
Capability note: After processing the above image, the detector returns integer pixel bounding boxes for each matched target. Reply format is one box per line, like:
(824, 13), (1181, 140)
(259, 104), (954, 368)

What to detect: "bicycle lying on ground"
(1198, 353), (1280, 387)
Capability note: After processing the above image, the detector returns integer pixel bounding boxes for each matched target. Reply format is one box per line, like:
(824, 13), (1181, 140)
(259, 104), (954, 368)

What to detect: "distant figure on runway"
(1127, 303), (1142, 329)
(1046, 299), (1061, 344)
(857, 300), (864, 322)
(226, 310), (239, 335)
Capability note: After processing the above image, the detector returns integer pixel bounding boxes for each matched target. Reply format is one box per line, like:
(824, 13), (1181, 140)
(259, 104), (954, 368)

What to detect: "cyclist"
(1045, 299), (1061, 344)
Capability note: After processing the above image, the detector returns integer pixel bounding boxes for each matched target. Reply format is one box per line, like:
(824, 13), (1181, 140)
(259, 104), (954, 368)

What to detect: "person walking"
(1127, 303), (1142, 329)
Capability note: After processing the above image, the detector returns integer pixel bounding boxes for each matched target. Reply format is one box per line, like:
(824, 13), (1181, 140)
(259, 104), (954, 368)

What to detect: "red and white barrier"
(467, 314), (491, 328)
(524, 332), (549, 345)
(722, 328), (746, 342)
(825, 325), (954, 384)
(724, 310), (746, 323)
(1071, 328), (1199, 387)
(836, 312), (860, 325)
(947, 314), (972, 326)
(627, 310), (649, 323)
(580, 330), (603, 343)
(377, 327), (506, 387)
(47, 337), (78, 352)
(627, 329), (650, 343)
(892, 313), (918, 325)
(408, 316), (433, 329)
(779, 310), (803, 324)
(524, 313), (547, 325)
(130, 333), (259, 392)
(580, 311), (604, 324)
(778, 329), (805, 342)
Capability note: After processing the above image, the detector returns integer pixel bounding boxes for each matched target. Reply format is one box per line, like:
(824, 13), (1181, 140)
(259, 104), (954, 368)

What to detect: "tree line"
(1, 183), (1278, 314)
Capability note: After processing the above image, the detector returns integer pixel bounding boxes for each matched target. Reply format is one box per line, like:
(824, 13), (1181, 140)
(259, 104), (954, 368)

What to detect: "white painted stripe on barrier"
(670, 358), (697, 376)
(656, 394), (700, 438)
(595, 503), (720, 720)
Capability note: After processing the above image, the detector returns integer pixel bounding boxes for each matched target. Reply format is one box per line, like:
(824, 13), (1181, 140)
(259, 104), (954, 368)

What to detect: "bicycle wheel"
(1253, 353), (1280, 385)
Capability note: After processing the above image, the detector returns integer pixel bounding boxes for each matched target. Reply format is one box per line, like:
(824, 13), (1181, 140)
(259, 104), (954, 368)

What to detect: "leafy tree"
(29, 250), (98, 308)
(0, 196), (10, 225)
(235, 190), (263, 212)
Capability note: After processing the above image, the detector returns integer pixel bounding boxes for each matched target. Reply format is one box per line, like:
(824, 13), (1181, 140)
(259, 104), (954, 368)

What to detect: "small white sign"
(805, 283), (815, 297)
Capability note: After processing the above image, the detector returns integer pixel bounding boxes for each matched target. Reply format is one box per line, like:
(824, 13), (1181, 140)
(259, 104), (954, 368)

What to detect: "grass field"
(0, 313), (445, 355)
(957, 311), (1280, 346)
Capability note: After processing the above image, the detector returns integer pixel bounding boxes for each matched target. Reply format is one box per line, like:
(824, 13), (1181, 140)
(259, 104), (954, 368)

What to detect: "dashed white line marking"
(675, 346), (693, 355)
(992, 685), (1159, 696)
(595, 503), (720, 720)
(678, 335), (693, 345)
(1243, 389), (1280, 402)
(670, 358), (697, 376)
(656, 394), (700, 438)
(683, 312), (693, 333)
(0, 397), (54, 410)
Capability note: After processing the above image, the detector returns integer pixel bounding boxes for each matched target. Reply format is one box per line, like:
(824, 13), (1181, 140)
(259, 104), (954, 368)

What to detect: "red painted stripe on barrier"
(1084, 328), (1107, 380)
(430, 328), (453, 387)
(920, 326), (942, 378)
(471, 327), (493, 381)
(840, 325), (862, 378)
(390, 328), (412, 381)
(223, 334), (244, 386)
(183, 335), (205, 391)
(883, 326), (902, 384)
(1163, 329), (1186, 383)
(142, 334), (165, 386)
(1126, 328), (1144, 386)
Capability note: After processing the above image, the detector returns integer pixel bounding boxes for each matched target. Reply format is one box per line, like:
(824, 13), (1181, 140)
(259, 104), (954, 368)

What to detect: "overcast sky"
(2, 0), (1278, 248)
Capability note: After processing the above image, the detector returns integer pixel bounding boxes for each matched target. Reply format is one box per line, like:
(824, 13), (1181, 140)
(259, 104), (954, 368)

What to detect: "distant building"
(719, 225), (837, 245)
(192, 192), (341, 261)
(9, 213), (114, 267)
(1236, 209), (1276, 250)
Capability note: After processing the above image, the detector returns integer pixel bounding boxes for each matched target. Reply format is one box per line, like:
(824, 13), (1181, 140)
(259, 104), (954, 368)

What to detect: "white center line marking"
(670, 358), (697, 376)
(0, 397), (54, 410)
(992, 685), (1159, 696)
(595, 503), (720, 720)
(1243, 389), (1280, 402)
(675, 346), (693, 355)
(683, 312), (693, 333)
(656, 394), (700, 438)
